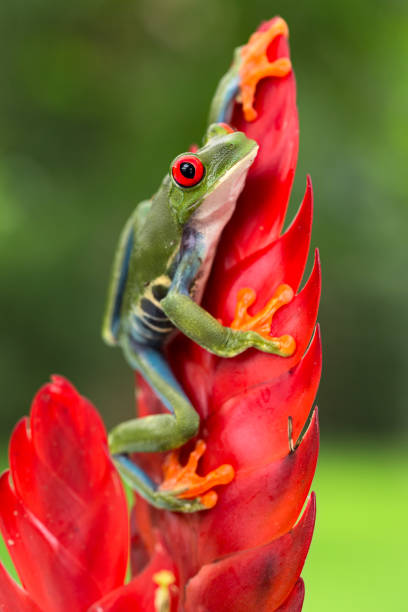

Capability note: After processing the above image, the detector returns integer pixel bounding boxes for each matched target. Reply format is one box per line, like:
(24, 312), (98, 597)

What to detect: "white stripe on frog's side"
(188, 147), (257, 305)
(130, 274), (175, 345)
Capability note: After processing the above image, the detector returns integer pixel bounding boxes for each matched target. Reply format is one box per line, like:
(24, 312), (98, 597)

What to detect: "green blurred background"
(0, 0), (407, 609)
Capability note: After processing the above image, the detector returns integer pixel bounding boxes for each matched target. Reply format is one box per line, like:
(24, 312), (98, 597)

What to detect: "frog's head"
(167, 123), (258, 227)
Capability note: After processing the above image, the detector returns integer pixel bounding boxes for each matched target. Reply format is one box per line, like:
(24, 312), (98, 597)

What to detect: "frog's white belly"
(190, 147), (257, 304)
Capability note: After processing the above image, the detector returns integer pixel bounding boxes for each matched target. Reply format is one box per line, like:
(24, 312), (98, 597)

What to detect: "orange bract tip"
(239, 17), (292, 122)
(159, 439), (235, 506)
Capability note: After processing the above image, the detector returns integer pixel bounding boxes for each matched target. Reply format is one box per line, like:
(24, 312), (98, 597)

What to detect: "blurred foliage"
(0, 0), (407, 437)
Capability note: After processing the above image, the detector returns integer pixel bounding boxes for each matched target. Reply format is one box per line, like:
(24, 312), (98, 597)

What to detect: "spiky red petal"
(205, 329), (322, 464)
(196, 412), (319, 563)
(275, 579), (305, 612)
(184, 494), (315, 612)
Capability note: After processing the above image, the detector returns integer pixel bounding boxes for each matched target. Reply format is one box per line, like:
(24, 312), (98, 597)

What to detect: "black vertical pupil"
(180, 162), (195, 179)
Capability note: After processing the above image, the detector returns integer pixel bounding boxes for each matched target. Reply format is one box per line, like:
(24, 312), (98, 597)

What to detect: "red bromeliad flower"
(0, 17), (321, 612)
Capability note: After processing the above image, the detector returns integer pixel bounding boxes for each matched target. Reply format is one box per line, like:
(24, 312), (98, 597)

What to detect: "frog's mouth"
(186, 145), (258, 304)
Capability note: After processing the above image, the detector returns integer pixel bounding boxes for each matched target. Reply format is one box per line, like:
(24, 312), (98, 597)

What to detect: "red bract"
(130, 16), (321, 611)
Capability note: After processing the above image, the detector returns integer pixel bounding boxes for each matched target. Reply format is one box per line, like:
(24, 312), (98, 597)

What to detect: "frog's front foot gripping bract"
(103, 19), (295, 512)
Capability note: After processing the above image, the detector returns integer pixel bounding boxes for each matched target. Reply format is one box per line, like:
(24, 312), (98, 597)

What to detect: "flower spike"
(138, 17), (321, 610)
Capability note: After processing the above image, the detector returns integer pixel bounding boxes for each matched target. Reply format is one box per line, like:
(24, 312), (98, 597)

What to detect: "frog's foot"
(159, 439), (235, 510)
(239, 17), (292, 122)
(230, 284), (296, 357)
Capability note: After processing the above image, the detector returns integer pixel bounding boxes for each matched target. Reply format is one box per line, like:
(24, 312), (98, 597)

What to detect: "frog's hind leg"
(109, 339), (234, 512)
(109, 341), (199, 454)
(208, 48), (241, 125)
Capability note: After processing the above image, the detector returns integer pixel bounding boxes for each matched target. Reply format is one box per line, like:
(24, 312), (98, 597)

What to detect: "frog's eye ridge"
(172, 155), (205, 188)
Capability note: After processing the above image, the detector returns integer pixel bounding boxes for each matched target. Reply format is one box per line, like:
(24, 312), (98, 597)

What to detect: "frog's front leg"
(109, 340), (234, 512)
(161, 286), (296, 358)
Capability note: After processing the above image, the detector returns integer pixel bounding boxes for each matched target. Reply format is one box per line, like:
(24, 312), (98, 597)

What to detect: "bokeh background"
(0, 0), (407, 609)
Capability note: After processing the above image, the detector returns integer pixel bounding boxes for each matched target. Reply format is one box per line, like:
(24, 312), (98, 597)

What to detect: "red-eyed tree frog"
(102, 19), (294, 512)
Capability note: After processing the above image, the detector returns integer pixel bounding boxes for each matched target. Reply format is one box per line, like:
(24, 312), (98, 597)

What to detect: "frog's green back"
(102, 182), (181, 345)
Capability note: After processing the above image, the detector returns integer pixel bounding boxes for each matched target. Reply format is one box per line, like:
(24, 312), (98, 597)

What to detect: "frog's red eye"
(172, 155), (205, 188)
